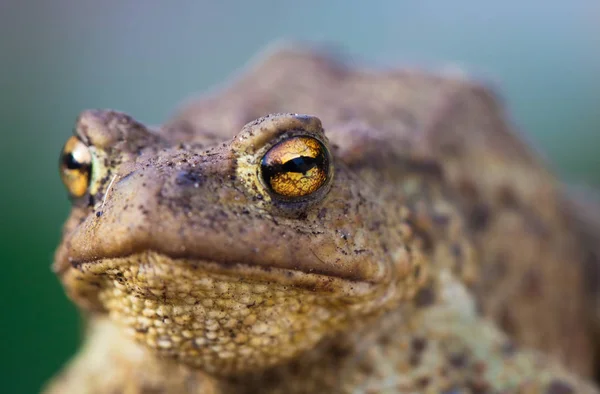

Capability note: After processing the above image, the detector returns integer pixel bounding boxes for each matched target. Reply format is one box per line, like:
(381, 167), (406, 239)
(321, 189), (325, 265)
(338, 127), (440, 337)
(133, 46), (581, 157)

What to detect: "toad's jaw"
(54, 213), (388, 288)
(57, 251), (389, 375)
(54, 217), (388, 284)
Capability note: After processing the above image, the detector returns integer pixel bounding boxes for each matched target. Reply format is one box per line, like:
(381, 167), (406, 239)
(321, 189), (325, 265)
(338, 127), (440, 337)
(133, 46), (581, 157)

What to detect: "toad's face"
(55, 110), (423, 375)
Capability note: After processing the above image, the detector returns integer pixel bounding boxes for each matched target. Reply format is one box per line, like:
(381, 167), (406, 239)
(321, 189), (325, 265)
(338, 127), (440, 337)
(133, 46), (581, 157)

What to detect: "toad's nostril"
(175, 170), (205, 188)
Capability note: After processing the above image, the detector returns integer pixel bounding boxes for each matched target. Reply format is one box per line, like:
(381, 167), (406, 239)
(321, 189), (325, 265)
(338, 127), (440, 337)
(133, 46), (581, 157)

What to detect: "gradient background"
(1, 1), (599, 393)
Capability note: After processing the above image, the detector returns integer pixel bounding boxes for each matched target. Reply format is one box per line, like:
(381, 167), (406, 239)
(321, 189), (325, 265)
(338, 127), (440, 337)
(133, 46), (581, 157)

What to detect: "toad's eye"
(260, 136), (330, 199)
(59, 136), (92, 198)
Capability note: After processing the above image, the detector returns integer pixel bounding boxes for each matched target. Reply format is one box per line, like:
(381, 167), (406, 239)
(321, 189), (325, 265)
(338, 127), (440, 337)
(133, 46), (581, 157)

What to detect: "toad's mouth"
(54, 212), (388, 290)
(57, 250), (381, 314)
(66, 250), (376, 294)
(55, 235), (385, 287)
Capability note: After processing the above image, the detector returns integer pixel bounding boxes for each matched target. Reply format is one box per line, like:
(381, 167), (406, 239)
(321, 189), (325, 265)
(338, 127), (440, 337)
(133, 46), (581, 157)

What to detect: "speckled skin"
(46, 46), (600, 393)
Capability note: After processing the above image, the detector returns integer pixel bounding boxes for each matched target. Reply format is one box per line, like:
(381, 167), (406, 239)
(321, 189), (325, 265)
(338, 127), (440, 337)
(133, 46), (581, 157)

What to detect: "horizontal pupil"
(281, 156), (318, 174)
(63, 152), (86, 170)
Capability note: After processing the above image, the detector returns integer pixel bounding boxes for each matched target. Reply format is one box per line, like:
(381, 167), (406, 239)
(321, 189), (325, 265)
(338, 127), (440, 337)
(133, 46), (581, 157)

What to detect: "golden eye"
(260, 136), (330, 199)
(59, 136), (92, 198)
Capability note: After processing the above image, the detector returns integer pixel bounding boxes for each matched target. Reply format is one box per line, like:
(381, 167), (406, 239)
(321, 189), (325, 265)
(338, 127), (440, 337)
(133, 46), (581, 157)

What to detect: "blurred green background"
(1, 1), (599, 392)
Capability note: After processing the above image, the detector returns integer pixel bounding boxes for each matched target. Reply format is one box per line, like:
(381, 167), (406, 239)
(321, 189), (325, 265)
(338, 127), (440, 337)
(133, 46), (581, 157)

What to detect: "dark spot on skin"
(342, 204), (350, 216)
(377, 333), (392, 346)
(497, 185), (519, 208)
(458, 179), (479, 201)
(329, 342), (352, 360)
(432, 213), (450, 226)
(468, 203), (490, 231)
(175, 170), (204, 187)
(407, 221), (434, 252)
(358, 359), (374, 375)
(416, 377), (430, 389)
(413, 265), (421, 279)
(414, 285), (435, 308)
(467, 379), (490, 394)
(439, 140), (462, 157)
(520, 268), (543, 298)
(317, 208), (328, 220)
(472, 361), (486, 374)
(545, 380), (574, 394)
(409, 353), (420, 367)
(499, 306), (517, 337)
(411, 337), (427, 354)
(451, 243), (462, 258)
(369, 220), (384, 232)
(95, 211), (103, 218)
(296, 212), (308, 220)
(405, 159), (444, 178)
(138, 385), (166, 394)
(448, 352), (467, 368)
(439, 367), (449, 378)
(501, 341), (516, 356)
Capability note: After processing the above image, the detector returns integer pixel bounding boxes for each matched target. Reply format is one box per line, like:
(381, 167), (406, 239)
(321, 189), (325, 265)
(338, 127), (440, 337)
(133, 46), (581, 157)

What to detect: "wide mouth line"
(58, 244), (381, 284)
(60, 250), (380, 297)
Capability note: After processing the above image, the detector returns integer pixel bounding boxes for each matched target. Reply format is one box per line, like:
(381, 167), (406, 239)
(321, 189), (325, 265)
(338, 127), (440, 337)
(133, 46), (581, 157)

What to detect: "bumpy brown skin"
(46, 46), (600, 393)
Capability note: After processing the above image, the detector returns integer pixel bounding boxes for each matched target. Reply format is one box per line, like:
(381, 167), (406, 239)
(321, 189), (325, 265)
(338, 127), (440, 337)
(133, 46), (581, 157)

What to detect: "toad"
(46, 46), (600, 393)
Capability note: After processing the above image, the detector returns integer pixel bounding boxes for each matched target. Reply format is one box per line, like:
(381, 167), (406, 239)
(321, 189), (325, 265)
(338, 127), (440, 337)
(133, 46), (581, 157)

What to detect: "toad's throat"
(60, 251), (390, 377)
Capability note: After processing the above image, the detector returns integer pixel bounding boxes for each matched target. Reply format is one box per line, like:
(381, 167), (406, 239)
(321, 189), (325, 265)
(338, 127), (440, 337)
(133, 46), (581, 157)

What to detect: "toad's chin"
(57, 250), (386, 375)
